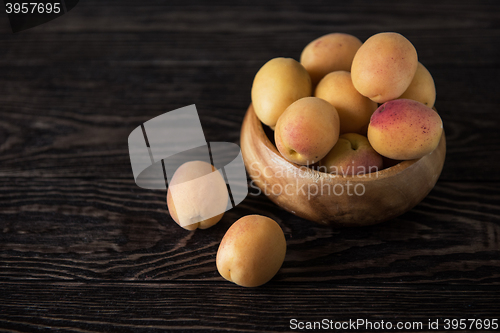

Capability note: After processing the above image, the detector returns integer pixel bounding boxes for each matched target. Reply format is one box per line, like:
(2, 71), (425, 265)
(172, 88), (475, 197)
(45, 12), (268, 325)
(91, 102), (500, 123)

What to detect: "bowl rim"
(245, 103), (428, 183)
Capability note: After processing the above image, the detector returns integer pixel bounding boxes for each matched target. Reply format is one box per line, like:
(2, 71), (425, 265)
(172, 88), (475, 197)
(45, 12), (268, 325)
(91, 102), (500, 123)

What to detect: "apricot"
(315, 71), (377, 135)
(367, 99), (443, 160)
(300, 33), (362, 86)
(275, 97), (340, 165)
(251, 57), (311, 128)
(166, 161), (228, 230)
(216, 215), (286, 287)
(319, 133), (383, 176)
(351, 32), (418, 103)
(398, 62), (436, 108)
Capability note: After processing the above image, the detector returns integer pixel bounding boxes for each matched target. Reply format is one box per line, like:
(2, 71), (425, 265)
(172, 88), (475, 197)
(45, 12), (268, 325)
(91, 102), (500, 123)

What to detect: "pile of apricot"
(251, 32), (443, 174)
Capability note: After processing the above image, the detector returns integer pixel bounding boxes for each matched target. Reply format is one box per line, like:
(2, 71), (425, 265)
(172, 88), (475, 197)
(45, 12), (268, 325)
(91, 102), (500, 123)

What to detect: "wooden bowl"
(240, 104), (446, 227)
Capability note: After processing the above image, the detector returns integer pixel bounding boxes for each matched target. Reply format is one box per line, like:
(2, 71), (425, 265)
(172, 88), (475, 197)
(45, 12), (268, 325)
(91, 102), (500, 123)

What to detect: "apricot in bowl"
(240, 104), (446, 226)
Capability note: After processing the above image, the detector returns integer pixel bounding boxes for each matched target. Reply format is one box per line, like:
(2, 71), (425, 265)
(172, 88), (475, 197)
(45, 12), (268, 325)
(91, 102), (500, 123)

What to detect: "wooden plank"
(0, 63), (498, 180)
(0, 281), (499, 332)
(0, 1), (499, 67)
(1, 180), (498, 283)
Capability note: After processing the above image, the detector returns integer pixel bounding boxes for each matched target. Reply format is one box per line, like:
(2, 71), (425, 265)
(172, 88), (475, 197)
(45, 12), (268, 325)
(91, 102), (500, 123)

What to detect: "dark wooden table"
(1, 1), (499, 332)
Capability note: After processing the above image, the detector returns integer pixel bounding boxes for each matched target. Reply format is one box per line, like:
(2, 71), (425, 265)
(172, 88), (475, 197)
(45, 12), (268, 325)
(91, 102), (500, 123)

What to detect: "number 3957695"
(5, 2), (61, 14)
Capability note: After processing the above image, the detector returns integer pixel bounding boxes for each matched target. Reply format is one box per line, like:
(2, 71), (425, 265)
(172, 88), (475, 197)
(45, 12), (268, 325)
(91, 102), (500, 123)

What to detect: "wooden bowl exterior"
(240, 104), (446, 226)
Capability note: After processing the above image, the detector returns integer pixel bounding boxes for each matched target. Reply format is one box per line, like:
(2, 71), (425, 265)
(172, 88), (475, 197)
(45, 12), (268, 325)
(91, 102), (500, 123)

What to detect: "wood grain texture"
(0, 65), (498, 181)
(0, 0), (499, 331)
(1, 282), (499, 332)
(1, 178), (499, 283)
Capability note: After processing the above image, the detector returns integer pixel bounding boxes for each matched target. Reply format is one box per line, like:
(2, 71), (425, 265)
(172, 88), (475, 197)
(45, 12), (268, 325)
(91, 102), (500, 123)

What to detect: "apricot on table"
(315, 70), (377, 135)
(275, 96), (340, 165)
(216, 215), (287, 288)
(251, 57), (311, 129)
(167, 160), (228, 231)
(367, 99), (443, 160)
(300, 32), (362, 86)
(351, 32), (418, 103)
